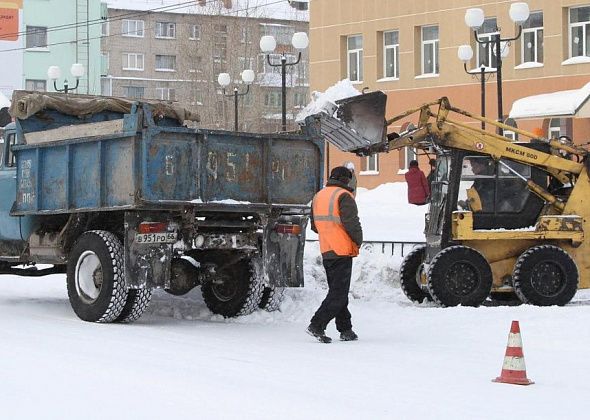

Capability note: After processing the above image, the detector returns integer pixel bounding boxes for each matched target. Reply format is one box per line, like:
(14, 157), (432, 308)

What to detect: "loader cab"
(453, 146), (546, 230)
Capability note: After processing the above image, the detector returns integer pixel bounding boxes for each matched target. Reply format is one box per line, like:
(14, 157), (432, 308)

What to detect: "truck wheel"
(427, 245), (493, 307)
(115, 289), (153, 323)
(259, 286), (285, 312)
(512, 245), (578, 306)
(67, 231), (128, 323)
(201, 257), (264, 317)
(399, 245), (432, 303)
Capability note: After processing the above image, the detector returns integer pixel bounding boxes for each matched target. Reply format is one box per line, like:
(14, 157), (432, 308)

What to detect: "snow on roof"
(509, 82), (590, 119)
(104, 0), (309, 21)
(0, 91), (10, 109)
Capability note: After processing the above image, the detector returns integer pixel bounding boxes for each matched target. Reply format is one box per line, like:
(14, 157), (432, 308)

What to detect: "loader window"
(458, 157), (531, 214)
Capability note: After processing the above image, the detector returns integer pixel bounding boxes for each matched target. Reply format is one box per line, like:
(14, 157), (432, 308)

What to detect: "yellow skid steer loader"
(308, 91), (589, 306)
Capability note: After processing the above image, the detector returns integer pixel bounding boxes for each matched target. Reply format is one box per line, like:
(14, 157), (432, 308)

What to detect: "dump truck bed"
(10, 97), (323, 215)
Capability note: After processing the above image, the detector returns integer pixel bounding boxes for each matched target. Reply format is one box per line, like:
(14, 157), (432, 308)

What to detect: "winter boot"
(306, 324), (332, 343)
(340, 329), (358, 341)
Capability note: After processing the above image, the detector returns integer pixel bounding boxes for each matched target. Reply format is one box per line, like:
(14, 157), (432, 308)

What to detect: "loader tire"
(427, 245), (492, 307)
(115, 289), (153, 323)
(259, 286), (285, 312)
(202, 256), (264, 317)
(67, 231), (128, 323)
(512, 245), (578, 306)
(399, 245), (432, 303)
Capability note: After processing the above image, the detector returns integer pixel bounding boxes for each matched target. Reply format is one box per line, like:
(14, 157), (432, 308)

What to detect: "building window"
(549, 118), (563, 138)
(193, 89), (204, 106)
(190, 24), (201, 40)
(122, 20), (144, 37)
(101, 21), (109, 37)
(421, 26), (439, 75)
(26, 26), (47, 48)
(239, 57), (254, 71)
(123, 86), (144, 99)
(384, 30), (399, 79)
(347, 35), (363, 82)
(155, 55), (176, 71)
(240, 27), (250, 44)
(262, 24), (294, 45)
(156, 22), (176, 39)
(264, 91), (281, 108)
(122, 53), (144, 71)
(101, 78), (112, 96)
(361, 154), (379, 173)
(403, 147), (417, 170)
(294, 92), (307, 108)
(476, 18), (498, 68)
(156, 87), (176, 101)
(25, 79), (46, 91)
(522, 12), (543, 64)
(569, 6), (590, 58)
(100, 52), (109, 76)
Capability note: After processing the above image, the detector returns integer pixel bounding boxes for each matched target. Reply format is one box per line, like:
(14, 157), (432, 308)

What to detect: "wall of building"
(23, 0), (102, 95)
(310, 0), (590, 187)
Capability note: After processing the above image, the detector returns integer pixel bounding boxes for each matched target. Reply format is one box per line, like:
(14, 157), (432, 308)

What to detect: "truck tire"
(512, 245), (578, 306)
(427, 245), (493, 307)
(201, 257), (264, 317)
(259, 286), (285, 312)
(399, 245), (432, 303)
(67, 230), (128, 323)
(115, 289), (153, 323)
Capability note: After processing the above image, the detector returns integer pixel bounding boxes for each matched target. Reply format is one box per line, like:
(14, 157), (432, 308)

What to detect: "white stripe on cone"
(501, 356), (527, 371)
(507, 333), (523, 347)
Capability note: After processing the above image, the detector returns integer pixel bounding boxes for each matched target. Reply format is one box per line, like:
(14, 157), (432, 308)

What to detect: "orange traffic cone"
(492, 320), (534, 385)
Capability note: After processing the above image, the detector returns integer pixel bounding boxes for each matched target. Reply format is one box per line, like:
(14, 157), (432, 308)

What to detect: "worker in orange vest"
(307, 166), (363, 343)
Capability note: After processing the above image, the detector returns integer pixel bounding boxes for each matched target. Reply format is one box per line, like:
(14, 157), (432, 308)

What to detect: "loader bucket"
(311, 91), (388, 155)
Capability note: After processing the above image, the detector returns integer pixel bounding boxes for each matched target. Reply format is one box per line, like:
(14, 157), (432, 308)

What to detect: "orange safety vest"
(312, 186), (359, 257)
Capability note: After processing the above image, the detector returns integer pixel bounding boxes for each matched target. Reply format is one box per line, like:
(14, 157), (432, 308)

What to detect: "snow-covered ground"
(2, 183), (590, 419)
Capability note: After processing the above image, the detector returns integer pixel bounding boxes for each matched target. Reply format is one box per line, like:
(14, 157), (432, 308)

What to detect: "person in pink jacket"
(405, 160), (430, 206)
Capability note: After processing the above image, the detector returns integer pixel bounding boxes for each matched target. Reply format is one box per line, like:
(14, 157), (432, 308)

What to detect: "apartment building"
(0, 0), (102, 97)
(101, 0), (309, 132)
(310, 0), (590, 188)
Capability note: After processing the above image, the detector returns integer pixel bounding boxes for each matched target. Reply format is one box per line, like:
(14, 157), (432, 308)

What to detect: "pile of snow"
(295, 79), (361, 123)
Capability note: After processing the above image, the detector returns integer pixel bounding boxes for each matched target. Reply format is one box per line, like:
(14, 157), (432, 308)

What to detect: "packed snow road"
(2, 184), (590, 419)
(2, 256), (590, 420)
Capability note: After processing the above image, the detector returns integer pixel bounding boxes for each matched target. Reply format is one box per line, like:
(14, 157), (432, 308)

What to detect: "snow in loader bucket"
(312, 91), (388, 156)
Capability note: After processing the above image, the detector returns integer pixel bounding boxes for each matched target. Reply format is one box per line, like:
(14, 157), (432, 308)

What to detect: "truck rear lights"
(275, 224), (301, 235)
(138, 222), (168, 234)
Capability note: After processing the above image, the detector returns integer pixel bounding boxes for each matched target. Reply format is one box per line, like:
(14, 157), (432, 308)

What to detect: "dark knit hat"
(329, 166), (353, 182)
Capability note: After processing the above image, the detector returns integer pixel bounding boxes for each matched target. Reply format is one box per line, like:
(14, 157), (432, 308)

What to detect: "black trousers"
(310, 257), (353, 332)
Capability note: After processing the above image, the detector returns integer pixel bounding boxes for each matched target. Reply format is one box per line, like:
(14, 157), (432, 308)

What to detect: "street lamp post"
(463, 3), (530, 135)
(47, 63), (85, 94)
(457, 46), (496, 130)
(260, 32), (309, 132)
(218, 70), (255, 131)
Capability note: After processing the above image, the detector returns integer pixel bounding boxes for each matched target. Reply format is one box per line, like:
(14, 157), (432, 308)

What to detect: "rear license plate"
(135, 232), (178, 244)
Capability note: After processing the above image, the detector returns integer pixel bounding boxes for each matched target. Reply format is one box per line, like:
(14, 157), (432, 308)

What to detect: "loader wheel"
(201, 256), (264, 317)
(67, 231), (128, 323)
(427, 245), (493, 307)
(115, 289), (153, 323)
(399, 245), (432, 303)
(512, 245), (578, 306)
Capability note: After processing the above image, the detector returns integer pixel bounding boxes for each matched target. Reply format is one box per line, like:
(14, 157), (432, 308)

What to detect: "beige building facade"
(101, 1), (309, 132)
(310, 0), (590, 188)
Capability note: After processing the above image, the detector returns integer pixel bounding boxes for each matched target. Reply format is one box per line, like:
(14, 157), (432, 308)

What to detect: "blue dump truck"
(0, 91), (323, 323)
